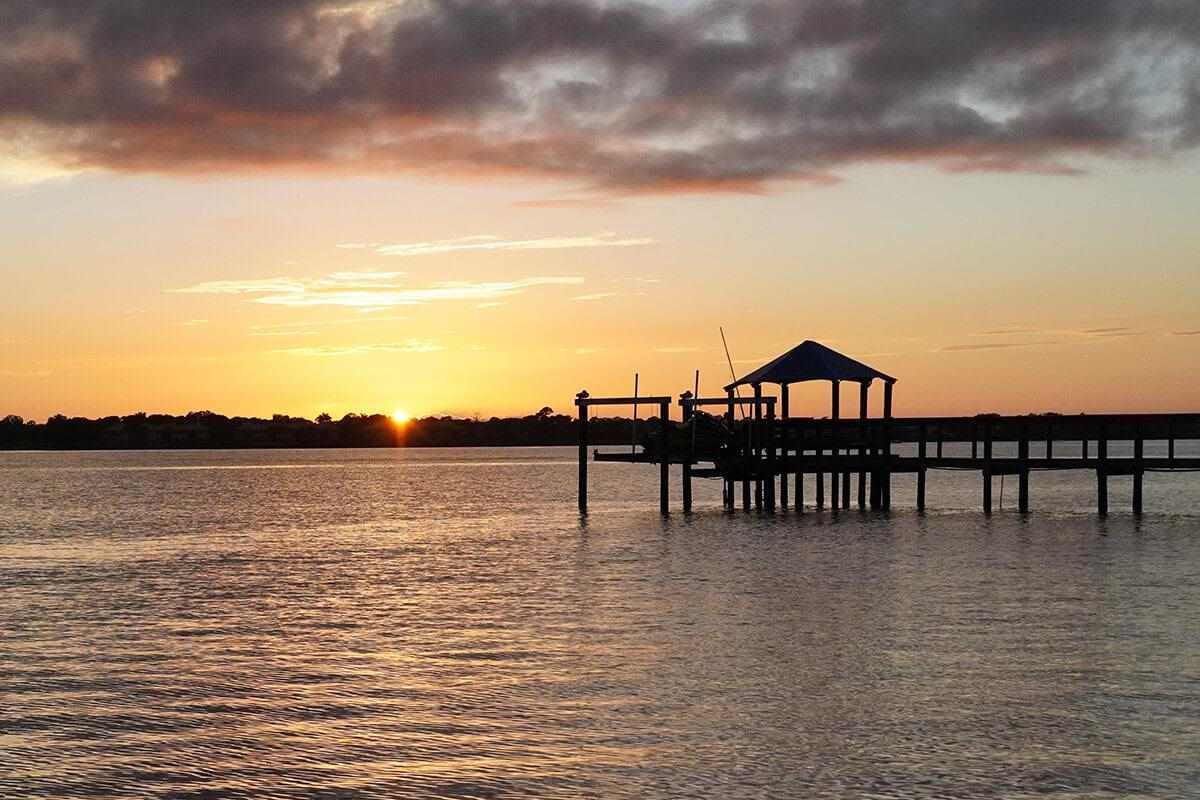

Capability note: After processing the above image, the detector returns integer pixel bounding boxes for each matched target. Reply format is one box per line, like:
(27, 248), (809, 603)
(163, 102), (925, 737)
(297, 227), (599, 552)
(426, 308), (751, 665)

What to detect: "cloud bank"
(3, 1), (1199, 191)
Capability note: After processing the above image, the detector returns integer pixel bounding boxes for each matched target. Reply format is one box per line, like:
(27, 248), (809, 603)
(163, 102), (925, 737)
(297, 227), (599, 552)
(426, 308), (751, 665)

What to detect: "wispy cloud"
(1080, 326), (1138, 337)
(174, 272), (582, 308)
(249, 330), (319, 337)
(0, 369), (51, 378)
(1172, 329), (1200, 336)
(250, 315), (409, 331)
(181, 319), (209, 327)
(476, 302), (506, 309)
(975, 328), (1040, 336)
(273, 340), (444, 357)
(655, 346), (702, 354)
(940, 341), (1062, 352)
(341, 233), (653, 258)
(571, 292), (618, 302)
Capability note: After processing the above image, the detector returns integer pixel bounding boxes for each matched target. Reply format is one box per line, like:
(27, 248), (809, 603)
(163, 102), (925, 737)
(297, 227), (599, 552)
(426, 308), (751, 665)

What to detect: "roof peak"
(725, 340), (896, 390)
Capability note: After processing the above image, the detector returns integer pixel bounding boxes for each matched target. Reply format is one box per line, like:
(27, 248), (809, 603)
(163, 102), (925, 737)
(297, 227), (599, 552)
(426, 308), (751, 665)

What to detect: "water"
(2, 447), (1199, 799)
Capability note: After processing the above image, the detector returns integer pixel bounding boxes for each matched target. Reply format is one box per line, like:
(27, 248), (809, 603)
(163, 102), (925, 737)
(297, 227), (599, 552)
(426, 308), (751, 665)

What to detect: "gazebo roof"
(725, 340), (896, 389)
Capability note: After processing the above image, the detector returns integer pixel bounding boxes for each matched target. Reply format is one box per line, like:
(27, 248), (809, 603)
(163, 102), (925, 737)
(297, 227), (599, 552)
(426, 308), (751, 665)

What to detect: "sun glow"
(391, 409), (410, 424)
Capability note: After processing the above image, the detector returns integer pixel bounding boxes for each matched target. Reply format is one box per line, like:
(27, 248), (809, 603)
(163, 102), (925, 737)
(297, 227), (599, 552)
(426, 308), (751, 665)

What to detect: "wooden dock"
(579, 404), (1200, 515)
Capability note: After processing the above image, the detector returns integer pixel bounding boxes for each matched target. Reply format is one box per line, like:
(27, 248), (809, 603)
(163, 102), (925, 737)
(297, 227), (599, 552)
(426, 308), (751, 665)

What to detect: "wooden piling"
(858, 381), (869, 510)
(1133, 431), (1144, 515)
(724, 389), (735, 509)
(765, 399), (776, 511)
(753, 384), (763, 511)
(917, 423), (927, 512)
(1097, 427), (1108, 515)
(681, 393), (693, 513)
(577, 391), (588, 513)
(831, 380), (840, 510)
(982, 421), (993, 514)
(1018, 429), (1030, 513)
(780, 385), (790, 510)
(882, 381), (894, 510)
(658, 400), (670, 515)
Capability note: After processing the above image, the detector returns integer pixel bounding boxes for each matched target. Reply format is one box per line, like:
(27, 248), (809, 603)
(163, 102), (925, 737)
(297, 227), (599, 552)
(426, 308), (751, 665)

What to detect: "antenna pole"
(720, 327), (746, 419)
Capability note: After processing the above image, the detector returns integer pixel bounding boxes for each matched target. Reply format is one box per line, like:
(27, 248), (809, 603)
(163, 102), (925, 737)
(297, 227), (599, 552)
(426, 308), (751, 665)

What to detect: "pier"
(575, 341), (1200, 516)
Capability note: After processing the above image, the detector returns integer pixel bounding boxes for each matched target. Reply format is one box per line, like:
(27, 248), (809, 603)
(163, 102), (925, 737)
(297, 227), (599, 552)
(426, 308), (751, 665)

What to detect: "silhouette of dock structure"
(575, 341), (1200, 516)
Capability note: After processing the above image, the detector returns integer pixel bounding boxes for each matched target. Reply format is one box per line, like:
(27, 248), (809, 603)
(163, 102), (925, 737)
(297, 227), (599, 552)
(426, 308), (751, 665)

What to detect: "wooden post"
(780, 385), (790, 510)
(917, 423), (927, 512)
(830, 381), (840, 510)
(1018, 428), (1030, 513)
(1097, 425), (1108, 516)
(882, 381), (894, 510)
(753, 384), (763, 511)
(659, 400), (670, 515)
(1082, 437), (1089, 461)
(1046, 421), (1054, 460)
(1168, 418), (1175, 463)
(982, 420), (993, 514)
(816, 426), (825, 511)
(577, 391), (589, 513)
(725, 388), (735, 509)
(858, 381), (869, 510)
(681, 393), (693, 513)
(1133, 429), (1144, 515)
(765, 399), (776, 511)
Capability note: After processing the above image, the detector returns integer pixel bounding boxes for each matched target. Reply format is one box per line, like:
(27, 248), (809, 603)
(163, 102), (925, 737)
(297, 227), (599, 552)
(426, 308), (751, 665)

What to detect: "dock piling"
(659, 399), (669, 515)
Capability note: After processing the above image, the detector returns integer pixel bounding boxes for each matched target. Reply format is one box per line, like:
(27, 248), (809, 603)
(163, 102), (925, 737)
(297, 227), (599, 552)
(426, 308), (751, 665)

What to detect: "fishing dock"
(574, 341), (1200, 515)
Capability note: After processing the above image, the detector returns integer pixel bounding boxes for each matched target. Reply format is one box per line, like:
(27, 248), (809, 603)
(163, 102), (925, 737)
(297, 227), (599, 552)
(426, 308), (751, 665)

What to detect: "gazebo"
(725, 340), (897, 510)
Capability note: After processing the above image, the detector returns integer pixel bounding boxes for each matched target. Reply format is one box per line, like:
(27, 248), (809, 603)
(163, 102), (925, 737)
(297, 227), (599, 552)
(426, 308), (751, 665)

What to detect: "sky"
(2, 0), (1198, 421)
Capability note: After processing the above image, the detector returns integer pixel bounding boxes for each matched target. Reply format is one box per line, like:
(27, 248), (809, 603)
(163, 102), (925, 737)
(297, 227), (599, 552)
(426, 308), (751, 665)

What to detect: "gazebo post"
(882, 380), (894, 510)
(831, 380), (840, 510)
(780, 384), (790, 510)
(858, 380), (869, 510)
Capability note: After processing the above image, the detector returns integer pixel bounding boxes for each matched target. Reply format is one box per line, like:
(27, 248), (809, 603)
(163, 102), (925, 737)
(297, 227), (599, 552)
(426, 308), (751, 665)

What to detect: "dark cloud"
(3, 0), (1199, 190)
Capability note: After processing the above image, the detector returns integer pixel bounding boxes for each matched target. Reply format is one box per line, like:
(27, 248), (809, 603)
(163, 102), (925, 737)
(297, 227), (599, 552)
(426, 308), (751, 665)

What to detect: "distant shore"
(0, 409), (648, 451)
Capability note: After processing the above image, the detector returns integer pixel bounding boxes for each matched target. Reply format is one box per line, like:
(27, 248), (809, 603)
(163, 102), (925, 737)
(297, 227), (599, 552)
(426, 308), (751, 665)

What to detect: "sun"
(391, 409), (410, 424)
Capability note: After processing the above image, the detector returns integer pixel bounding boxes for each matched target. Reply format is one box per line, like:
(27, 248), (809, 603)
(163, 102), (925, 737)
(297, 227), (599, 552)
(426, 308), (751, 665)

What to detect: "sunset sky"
(2, 1), (1198, 420)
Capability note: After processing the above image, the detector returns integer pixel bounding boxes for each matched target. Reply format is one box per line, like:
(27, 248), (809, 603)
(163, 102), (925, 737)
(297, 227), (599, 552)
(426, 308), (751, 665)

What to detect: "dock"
(574, 341), (1200, 516)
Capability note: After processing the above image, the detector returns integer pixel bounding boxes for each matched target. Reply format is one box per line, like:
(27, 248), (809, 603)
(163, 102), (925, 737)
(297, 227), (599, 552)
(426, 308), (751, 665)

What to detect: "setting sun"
(391, 409), (410, 424)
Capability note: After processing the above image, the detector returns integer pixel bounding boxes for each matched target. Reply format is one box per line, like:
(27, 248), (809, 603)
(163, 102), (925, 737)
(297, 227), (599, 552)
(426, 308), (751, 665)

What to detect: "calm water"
(2, 447), (1199, 799)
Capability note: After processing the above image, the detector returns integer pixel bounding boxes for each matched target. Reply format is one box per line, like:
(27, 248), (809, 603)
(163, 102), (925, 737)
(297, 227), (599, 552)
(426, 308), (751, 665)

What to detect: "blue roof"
(725, 340), (896, 389)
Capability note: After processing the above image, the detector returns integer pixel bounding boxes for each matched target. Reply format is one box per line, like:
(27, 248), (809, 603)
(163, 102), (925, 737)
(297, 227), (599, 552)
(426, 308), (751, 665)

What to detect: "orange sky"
(2, 156), (1198, 421)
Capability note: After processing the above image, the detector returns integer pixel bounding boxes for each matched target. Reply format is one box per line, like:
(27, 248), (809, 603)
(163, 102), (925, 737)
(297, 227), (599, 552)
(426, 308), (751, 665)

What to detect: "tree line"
(0, 407), (652, 450)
